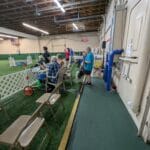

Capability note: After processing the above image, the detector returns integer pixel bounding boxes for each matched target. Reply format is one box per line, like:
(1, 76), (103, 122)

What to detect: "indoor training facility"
(0, 0), (150, 150)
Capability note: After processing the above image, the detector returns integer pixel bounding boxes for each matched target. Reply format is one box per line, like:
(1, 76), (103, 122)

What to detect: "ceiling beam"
(54, 15), (102, 23)
(0, 2), (105, 19)
(39, 0), (105, 12)
(0, 8), (104, 24)
(0, 0), (102, 13)
(0, 0), (109, 36)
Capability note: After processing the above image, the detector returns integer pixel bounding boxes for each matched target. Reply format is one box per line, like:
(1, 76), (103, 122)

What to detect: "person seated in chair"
(38, 55), (46, 70)
(33, 54), (46, 69)
(48, 56), (61, 84)
(46, 56), (61, 92)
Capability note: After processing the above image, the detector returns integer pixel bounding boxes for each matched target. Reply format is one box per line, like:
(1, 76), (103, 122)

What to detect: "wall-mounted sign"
(81, 37), (89, 42)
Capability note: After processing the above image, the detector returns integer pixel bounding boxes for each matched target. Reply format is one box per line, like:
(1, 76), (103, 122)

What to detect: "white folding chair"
(0, 103), (50, 150)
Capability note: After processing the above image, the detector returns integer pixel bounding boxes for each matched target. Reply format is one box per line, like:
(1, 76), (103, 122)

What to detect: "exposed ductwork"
(0, 0), (109, 35)
(39, 0), (99, 12)
(54, 15), (102, 23)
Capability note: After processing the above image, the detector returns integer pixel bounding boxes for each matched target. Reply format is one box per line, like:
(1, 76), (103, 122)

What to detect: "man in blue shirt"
(84, 47), (94, 85)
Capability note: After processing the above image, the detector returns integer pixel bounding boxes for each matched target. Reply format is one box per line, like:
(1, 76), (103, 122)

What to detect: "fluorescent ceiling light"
(22, 22), (49, 35)
(72, 23), (78, 30)
(54, 0), (65, 13)
(0, 34), (18, 39)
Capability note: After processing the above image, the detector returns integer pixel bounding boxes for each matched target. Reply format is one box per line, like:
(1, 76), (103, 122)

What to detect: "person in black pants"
(43, 46), (50, 64)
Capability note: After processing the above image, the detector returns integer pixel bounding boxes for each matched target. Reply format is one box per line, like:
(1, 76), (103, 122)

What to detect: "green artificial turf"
(0, 60), (36, 76)
(0, 64), (80, 150)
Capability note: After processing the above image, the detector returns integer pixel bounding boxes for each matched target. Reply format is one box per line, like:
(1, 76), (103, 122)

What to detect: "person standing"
(70, 48), (74, 63)
(77, 51), (86, 79)
(64, 48), (70, 66)
(84, 47), (94, 85)
(43, 46), (50, 64)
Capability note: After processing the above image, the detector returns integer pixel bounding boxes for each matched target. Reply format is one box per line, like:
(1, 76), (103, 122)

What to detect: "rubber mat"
(67, 78), (150, 150)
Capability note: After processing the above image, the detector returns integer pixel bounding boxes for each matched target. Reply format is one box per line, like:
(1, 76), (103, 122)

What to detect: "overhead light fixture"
(22, 22), (49, 35)
(0, 34), (18, 39)
(72, 23), (78, 30)
(54, 0), (65, 13)
(25, 0), (33, 2)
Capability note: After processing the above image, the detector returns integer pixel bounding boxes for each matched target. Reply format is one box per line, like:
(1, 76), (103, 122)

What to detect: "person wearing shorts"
(84, 47), (94, 85)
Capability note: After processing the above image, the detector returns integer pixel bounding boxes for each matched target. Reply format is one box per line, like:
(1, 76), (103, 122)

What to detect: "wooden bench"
(0, 103), (50, 149)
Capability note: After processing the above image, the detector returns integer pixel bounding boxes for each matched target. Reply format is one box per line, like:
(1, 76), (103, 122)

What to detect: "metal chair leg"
(63, 82), (66, 91)
(4, 107), (10, 119)
(48, 105), (57, 121)
(60, 99), (65, 110)
(43, 122), (51, 139)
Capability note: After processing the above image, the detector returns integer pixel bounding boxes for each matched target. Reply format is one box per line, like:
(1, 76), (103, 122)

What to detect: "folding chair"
(36, 82), (65, 121)
(0, 103), (51, 150)
(45, 67), (66, 92)
(64, 65), (73, 86)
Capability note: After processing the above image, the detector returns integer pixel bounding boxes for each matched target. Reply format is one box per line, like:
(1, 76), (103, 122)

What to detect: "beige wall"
(0, 38), (39, 54)
(118, 0), (150, 125)
(39, 32), (99, 53)
(0, 32), (99, 54)
(100, 0), (150, 135)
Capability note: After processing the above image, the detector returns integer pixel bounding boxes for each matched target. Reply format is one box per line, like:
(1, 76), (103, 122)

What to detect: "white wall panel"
(100, 0), (150, 132)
